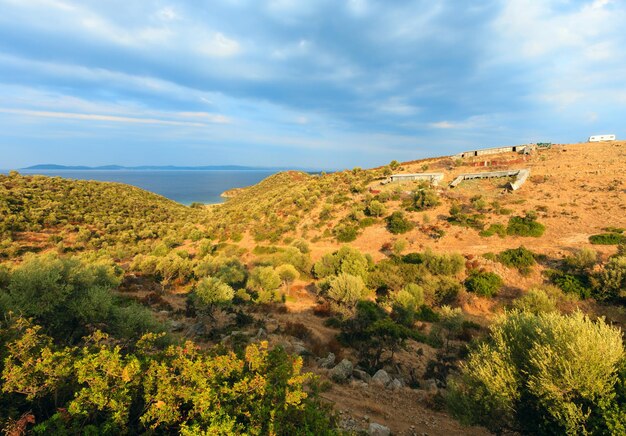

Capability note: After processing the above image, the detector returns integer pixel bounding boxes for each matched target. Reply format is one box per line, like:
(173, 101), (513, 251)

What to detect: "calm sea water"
(4, 170), (279, 205)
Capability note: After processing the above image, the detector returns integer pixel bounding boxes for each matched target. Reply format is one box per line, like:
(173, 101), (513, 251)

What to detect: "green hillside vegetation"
(1, 157), (626, 435)
(0, 172), (206, 260)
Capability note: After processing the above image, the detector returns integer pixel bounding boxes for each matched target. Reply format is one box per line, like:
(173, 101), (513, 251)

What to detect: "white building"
(588, 134), (616, 142)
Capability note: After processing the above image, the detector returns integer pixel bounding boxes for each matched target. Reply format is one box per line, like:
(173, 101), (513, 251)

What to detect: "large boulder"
(371, 369), (392, 387)
(318, 352), (336, 369)
(353, 368), (371, 383)
(368, 422), (391, 436)
(330, 359), (353, 382)
(292, 343), (310, 356)
(388, 378), (403, 390)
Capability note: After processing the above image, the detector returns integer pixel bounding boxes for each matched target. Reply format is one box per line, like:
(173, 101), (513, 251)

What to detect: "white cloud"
(199, 32), (241, 57)
(430, 121), (456, 129)
(0, 108), (230, 126)
(156, 7), (179, 21)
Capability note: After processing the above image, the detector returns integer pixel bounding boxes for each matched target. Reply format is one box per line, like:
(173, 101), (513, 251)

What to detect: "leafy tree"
(247, 266), (282, 303)
(276, 264), (299, 293)
(366, 200), (386, 217)
(2, 254), (127, 341)
(333, 224), (359, 242)
(193, 277), (235, 316)
(393, 283), (425, 313)
(325, 273), (370, 314)
(313, 246), (370, 281)
(339, 301), (413, 370)
(512, 288), (557, 314)
(464, 271), (503, 298)
(448, 311), (625, 434)
(408, 184), (440, 211)
(386, 212), (414, 234)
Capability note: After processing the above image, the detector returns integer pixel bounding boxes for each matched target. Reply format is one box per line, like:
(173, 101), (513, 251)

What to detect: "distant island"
(22, 164), (309, 171)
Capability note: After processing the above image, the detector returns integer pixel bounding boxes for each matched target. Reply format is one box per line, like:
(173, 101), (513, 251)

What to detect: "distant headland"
(22, 164), (311, 171)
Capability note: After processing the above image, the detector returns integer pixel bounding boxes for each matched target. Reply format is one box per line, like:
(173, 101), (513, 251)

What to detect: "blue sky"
(1, 0), (625, 169)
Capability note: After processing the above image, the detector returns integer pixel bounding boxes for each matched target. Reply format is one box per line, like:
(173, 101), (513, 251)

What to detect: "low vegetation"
(448, 311), (626, 435)
(1, 147), (626, 435)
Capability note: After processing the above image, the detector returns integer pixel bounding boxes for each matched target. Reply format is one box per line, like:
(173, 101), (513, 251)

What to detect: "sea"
(1, 169), (279, 205)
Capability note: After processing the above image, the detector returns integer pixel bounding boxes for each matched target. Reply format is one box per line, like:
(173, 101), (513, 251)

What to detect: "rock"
(330, 359), (353, 382)
(318, 352), (336, 369)
(423, 379), (438, 393)
(292, 343), (310, 356)
(187, 322), (206, 337)
(256, 327), (267, 339)
(368, 422), (391, 436)
(389, 378), (403, 390)
(169, 321), (184, 332)
(371, 369), (392, 387)
(350, 379), (369, 389)
(353, 368), (371, 383)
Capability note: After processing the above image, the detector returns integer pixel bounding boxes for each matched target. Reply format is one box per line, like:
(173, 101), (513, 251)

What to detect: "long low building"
(589, 134), (616, 142)
(455, 144), (533, 159)
(449, 169), (530, 191)
(383, 172), (444, 185)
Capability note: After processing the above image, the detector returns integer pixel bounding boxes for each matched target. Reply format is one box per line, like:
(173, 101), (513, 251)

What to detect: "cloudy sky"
(1, 0), (625, 169)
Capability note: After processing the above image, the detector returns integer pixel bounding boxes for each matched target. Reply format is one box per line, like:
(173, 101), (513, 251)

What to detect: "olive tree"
(448, 310), (626, 434)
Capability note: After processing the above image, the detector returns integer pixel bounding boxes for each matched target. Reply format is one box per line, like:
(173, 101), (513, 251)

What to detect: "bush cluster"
(0, 319), (337, 435)
(448, 311), (626, 435)
(464, 270), (503, 298)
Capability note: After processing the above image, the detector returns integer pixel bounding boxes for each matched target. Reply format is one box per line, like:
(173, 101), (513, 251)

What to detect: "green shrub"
(392, 283), (425, 313)
(359, 217), (377, 228)
(386, 212), (414, 234)
(506, 213), (545, 237)
(192, 277), (234, 314)
(423, 276), (462, 306)
(247, 266), (281, 303)
(325, 273), (370, 314)
(334, 224), (359, 242)
(565, 247), (598, 272)
(313, 246), (370, 281)
(497, 246), (536, 275)
(407, 184), (440, 211)
(512, 288), (557, 314)
(592, 256), (626, 301)
(546, 270), (591, 299)
(422, 250), (465, 276)
(2, 253), (130, 341)
(479, 223), (507, 238)
(464, 271), (503, 297)
(448, 203), (485, 230)
(339, 301), (413, 370)
(589, 233), (626, 245)
(402, 252), (424, 264)
(1, 318), (338, 434)
(366, 200), (386, 217)
(448, 311), (625, 435)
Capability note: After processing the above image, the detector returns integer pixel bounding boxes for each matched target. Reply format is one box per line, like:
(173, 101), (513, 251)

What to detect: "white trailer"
(589, 134), (616, 142)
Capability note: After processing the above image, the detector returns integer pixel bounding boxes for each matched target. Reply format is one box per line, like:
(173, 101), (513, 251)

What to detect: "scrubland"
(1, 141), (625, 434)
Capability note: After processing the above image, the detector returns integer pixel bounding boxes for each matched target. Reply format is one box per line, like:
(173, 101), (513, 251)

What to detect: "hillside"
(1, 141), (625, 434)
(211, 141), (625, 261)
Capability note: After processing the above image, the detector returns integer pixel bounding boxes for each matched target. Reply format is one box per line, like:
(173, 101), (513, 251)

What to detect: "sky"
(1, 0), (625, 170)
